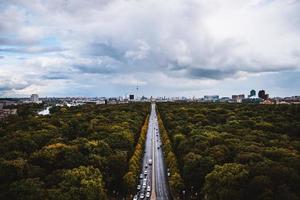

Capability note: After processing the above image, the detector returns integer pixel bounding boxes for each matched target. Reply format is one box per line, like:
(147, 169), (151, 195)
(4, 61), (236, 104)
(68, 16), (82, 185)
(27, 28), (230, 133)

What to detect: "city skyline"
(1, 0), (300, 97)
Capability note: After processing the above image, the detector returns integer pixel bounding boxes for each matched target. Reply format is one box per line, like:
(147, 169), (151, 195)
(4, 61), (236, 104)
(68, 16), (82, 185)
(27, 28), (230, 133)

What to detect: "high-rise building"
(258, 90), (269, 100)
(129, 94), (134, 100)
(231, 94), (245, 103)
(249, 90), (256, 97)
(204, 95), (219, 102)
(232, 94), (245, 100)
(258, 90), (265, 99)
(30, 94), (39, 102)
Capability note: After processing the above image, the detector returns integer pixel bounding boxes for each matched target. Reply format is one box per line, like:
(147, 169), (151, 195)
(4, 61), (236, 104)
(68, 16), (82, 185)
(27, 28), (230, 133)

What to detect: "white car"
(148, 159), (152, 165)
(137, 185), (141, 190)
(140, 174), (143, 178)
(147, 186), (151, 192)
(144, 170), (148, 175)
(140, 193), (145, 199)
(146, 192), (150, 198)
(133, 195), (138, 200)
(142, 182), (146, 188)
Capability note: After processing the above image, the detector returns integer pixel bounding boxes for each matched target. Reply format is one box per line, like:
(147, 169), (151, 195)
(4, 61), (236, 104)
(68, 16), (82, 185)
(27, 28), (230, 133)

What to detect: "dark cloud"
(0, 37), (20, 46)
(74, 63), (117, 74)
(0, 37), (36, 46)
(187, 68), (235, 80)
(41, 73), (70, 80)
(0, 56), (4, 59)
(167, 62), (235, 80)
(72, 55), (124, 75)
(0, 82), (30, 92)
(87, 43), (124, 61)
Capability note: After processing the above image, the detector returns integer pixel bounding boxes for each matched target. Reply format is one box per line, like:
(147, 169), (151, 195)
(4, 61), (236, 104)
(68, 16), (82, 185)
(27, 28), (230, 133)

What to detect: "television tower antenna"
(136, 81), (139, 99)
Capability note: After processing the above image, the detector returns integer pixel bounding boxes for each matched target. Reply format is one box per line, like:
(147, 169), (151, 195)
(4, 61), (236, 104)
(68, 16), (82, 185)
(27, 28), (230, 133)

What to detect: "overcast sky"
(0, 0), (300, 98)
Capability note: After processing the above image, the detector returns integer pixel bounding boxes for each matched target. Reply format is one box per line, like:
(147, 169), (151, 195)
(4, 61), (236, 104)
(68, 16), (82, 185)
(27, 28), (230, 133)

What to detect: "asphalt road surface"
(134, 103), (171, 200)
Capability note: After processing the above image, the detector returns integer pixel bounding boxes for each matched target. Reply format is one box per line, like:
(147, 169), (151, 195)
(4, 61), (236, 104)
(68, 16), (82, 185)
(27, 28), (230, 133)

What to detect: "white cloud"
(0, 0), (300, 96)
(124, 40), (150, 61)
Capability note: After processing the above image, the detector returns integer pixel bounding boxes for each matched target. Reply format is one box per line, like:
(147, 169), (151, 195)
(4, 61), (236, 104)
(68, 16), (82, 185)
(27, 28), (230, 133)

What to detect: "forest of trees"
(157, 102), (300, 200)
(2, 102), (300, 200)
(0, 103), (149, 199)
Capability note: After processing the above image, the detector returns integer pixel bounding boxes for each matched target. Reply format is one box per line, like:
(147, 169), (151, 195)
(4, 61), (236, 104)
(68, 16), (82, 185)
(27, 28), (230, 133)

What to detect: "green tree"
(203, 163), (249, 200)
(183, 153), (214, 191)
(52, 166), (107, 200)
(8, 178), (46, 200)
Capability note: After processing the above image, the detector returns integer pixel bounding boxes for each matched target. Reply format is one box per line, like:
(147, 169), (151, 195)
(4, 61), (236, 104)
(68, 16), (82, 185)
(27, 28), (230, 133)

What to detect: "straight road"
(134, 103), (171, 200)
(152, 103), (171, 200)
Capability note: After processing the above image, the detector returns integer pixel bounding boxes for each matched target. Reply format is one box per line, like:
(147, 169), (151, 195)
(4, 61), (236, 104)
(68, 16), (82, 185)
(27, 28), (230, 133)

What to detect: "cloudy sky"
(0, 0), (300, 98)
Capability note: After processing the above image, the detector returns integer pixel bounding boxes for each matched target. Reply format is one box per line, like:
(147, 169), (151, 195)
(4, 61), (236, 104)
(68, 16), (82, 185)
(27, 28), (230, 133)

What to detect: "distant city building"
(108, 97), (118, 104)
(261, 99), (274, 104)
(0, 100), (18, 106)
(30, 94), (39, 102)
(232, 94), (245, 103)
(220, 97), (230, 103)
(283, 96), (300, 103)
(258, 90), (265, 99)
(96, 100), (106, 105)
(129, 94), (135, 100)
(248, 90), (256, 97)
(242, 98), (263, 104)
(204, 95), (219, 102)
(258, 90), (269, 100)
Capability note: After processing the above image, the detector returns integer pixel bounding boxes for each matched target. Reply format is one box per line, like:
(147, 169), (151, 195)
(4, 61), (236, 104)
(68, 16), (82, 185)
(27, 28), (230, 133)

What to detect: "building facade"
(30, 94), (39, 102)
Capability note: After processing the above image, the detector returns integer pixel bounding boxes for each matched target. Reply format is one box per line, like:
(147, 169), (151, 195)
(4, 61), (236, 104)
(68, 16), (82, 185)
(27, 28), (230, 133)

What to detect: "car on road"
(147, 186), (151, 192)
(144, 170), (148, 175)
(146, 192), (150, 198)
(142, 182), (146, 189)
(140, 174), (143, 178)
(142, 178), (147, 189)
(137, 184), (141, 190)
(133, 195), (138, 200)
(148, 159), (152, 165)
(140, 193), (145, 199)
(145, 164), (148, 168)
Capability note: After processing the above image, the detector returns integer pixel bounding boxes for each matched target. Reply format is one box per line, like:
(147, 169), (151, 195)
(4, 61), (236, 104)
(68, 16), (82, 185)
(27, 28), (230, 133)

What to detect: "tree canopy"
(158, 102), (300, 199)
(0, 103), (149, 199)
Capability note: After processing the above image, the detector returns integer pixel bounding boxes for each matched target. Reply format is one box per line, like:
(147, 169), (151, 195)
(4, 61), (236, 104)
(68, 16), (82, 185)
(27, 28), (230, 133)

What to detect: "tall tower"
(136, 81), (139, 100)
